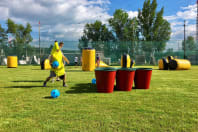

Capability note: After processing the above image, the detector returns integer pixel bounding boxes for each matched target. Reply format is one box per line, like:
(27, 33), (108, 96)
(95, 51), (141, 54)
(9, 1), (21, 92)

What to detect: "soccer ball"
(52, 61), (59, 68)
(51, 89), (60, 98)
(92, 78), (96, 84)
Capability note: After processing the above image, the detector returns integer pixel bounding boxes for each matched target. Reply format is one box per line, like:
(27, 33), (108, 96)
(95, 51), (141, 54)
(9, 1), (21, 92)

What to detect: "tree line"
(0, 19), (34, 59)
(78, 0), (171, 59)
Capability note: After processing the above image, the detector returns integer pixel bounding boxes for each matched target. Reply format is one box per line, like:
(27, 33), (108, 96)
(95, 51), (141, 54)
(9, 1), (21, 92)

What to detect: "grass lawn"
(0, 65), (198, 132)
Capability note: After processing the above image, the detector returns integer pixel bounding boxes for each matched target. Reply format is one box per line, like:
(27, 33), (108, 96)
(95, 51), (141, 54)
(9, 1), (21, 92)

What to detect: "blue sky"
(0, 0), (197, 45)
(108, 0), (195, 16)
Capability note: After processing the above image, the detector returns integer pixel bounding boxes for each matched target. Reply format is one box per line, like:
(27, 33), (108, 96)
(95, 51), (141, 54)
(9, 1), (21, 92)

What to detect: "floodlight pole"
(196, 0), (198, 41)
(39, 21), (41, 63)
(183, 20), (186, 59)
(26, 39), (27, 58)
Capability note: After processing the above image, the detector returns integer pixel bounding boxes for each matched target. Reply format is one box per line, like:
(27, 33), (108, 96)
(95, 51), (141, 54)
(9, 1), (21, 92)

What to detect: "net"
(0, 40), (198, 65)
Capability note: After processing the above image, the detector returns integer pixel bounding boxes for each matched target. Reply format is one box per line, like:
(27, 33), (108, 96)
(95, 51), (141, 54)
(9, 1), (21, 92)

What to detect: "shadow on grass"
(43, 96), (53, 99)
(132, 87), (148, 90)
(66, 70), (85, 72)
(113, 86), (147, 91)
(66, 83), (97, 94)
(12, 80), (43, 83)
(2, 85), (42, 88)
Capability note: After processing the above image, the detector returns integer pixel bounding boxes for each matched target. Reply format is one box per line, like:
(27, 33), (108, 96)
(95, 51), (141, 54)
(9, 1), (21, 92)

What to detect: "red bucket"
(134, 68), (152, 89)
(95, 67), (117, 93)
(116, 68), (136, 91)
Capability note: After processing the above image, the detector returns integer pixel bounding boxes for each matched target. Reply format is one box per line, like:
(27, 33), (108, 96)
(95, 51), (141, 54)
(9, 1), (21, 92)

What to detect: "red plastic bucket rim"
(95, 67), (117, 71)
(117, 68), (136, 71)
(135, 68), (152, 70)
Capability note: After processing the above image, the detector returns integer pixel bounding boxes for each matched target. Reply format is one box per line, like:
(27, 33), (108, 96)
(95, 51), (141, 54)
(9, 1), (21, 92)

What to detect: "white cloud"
(165, 4), (196, 21)
(165, 3), (197, 40)
(164, 15), (178, 21)
(1, 0), (197, 43)
(0, 6), (9, 20)
(169, 23), (196, 40)
(0, 0), (111, 41)
(127, 11), (138, 19)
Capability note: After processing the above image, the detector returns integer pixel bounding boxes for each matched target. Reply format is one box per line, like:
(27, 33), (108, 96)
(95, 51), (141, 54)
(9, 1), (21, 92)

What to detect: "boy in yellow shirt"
(43, 41), (69, 87)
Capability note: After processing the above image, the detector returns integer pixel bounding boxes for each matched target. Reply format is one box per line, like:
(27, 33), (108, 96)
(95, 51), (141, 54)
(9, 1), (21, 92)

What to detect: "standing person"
(43, 41), (69, 87)
(96, 54), (100, 67)
(56, 43), (70, 81)
(74, 56), (78, 66)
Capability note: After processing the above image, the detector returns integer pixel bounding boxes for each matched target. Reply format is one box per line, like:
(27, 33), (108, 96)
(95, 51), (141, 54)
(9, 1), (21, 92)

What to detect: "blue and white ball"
(92, 78), (96, 84)
(52, 61), (59, 68)
(51, 89), (60, 98)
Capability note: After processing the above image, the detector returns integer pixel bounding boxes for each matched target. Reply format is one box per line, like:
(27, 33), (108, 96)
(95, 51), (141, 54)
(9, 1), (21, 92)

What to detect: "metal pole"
(39, 21), (41, 63)
(25, 33), (27, 60)
(184, 20), (186, 59)
(196, 0), (198, 41)
(196, 0), (198, 48)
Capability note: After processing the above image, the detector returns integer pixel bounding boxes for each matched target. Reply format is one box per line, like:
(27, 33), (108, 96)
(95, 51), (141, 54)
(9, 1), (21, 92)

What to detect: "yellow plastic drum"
(121, 54), (131, 68)
(7, 56), (18, 68)
(169, 59), (191, 70)
(158, 59), (164, 70)
(82, 48), (95, 71)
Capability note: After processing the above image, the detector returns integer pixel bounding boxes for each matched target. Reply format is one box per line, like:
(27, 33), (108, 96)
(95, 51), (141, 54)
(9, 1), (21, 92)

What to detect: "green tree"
(47, 45), (54, 54)
(78, 20), (115, 51)
(109, 9), (138, 41)
(6, 18), (33, 58)
(0, 24), (9, 58)
(137, 0), (171, 52)
(182, 36), (196, 51)
(108, 9), (139, 58)
(0, 24), (8, 44)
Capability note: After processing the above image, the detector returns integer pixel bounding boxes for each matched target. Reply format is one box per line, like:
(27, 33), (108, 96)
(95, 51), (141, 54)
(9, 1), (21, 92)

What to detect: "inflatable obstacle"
(41, 59), (51, 70)
(82, 48), (95, 71)
(158, 56), (191, 70)
(169, 59), (191, 70)
(158, 58), (169, 70)
(121, 54), (135, 68)
(121, 54), (131, 68)
(95, 60), (109, 67)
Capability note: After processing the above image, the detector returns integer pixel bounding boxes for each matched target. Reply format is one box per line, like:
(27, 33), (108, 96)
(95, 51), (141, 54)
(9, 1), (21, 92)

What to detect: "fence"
(0, 40), (198, 65)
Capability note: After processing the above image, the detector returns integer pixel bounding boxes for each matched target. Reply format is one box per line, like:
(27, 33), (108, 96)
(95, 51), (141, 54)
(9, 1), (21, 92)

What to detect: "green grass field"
(0, 65), (198, 132)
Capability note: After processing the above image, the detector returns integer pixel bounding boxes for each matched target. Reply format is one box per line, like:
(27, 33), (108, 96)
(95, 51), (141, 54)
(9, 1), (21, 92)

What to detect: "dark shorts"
(49, 71), (65, 80)
(59, 75), (65, 80)
(49, 71), (56, 77)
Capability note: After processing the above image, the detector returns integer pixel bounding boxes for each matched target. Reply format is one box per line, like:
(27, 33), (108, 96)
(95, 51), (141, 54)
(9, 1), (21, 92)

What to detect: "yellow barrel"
(158, 59), (164, 70)
(169, 59), (191, 70)
(7, 56), (18, 68)
(121, 54), (131, 68)
(158, 58), (168, 70)
(82, 48), (95, 71)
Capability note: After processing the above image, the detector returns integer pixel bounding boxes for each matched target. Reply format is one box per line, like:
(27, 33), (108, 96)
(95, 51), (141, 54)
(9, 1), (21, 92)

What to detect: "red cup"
(116, 68), (136, 91)
(134, 68), (152, 89)
(95, 68), (117, 93)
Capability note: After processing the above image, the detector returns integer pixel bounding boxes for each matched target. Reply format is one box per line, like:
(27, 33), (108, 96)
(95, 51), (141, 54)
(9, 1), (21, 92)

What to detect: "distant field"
(0, 65), (198, 132)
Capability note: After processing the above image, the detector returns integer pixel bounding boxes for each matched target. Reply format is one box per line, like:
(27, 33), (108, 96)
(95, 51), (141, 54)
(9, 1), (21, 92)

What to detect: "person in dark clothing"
(96, 54), (100, 67)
